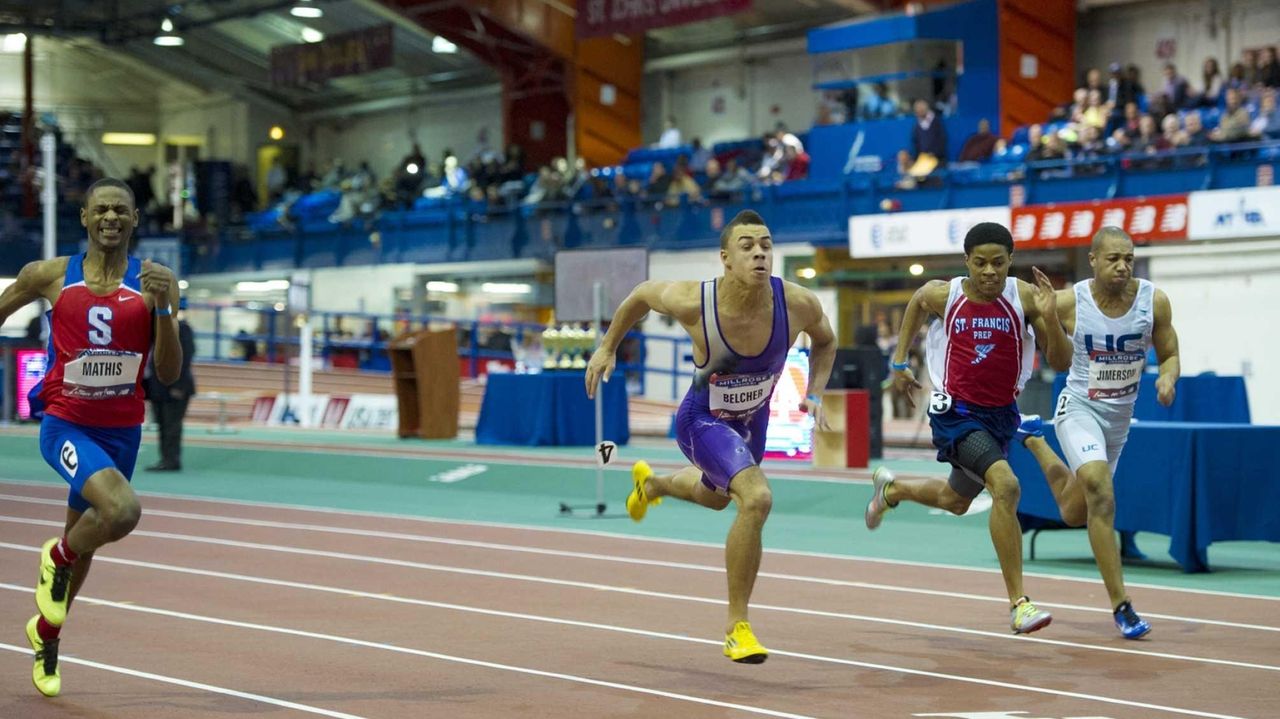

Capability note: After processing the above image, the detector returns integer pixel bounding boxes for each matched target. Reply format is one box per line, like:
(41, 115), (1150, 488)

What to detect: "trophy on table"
(541, 324), (597, 370)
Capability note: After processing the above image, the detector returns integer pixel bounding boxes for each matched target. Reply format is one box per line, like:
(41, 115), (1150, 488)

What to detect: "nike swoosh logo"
(119, 296), (135, 302)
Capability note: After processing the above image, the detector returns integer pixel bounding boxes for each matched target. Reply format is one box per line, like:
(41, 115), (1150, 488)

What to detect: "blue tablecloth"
(476, 372), (629, 447)
(1010, 422), (1280, 572)
(1051, 373), (1250, 423)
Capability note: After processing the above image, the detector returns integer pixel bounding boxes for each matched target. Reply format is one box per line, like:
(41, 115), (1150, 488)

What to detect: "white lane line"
(1, 532), (1275, 674)
(2, 484), (1275, 604)
(45, 503), (1280, 631)
(0, 581), (1247, 719)
(0, 641), (370, 719)
(1, 501), (1275, 632)
(0, 586), (817, 719)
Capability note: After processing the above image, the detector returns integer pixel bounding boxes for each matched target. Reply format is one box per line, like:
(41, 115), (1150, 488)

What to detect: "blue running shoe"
(1114, 600), (1151, 639)
(1015, 414), (1044, 445)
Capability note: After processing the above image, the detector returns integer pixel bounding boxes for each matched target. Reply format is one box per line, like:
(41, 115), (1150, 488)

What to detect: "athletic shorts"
(674, 393), (770, 495)
(39, 414), (141, 512)
(928, 395), (1019, 469)
(1053, 391), (1132, 475)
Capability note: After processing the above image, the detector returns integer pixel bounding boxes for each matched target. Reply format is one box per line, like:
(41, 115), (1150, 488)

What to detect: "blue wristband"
(891, 360), (910, 372)
(806, 393), (822, 405)
(156, 306), (172, 317)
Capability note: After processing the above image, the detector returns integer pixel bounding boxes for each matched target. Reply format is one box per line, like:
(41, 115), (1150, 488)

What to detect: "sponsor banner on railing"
(1010, 195), (1189, 249)
(849, 206), (1011, 258)
(259, 393), (397, 430)
(1188, 186), (1280, 240)
(578, 0), (750, 39)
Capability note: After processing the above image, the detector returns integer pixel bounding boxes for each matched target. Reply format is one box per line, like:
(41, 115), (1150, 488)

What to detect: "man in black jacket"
(146, 297), (197, 472)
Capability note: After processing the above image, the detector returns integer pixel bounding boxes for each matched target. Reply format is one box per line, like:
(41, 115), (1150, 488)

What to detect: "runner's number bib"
(63, 349), (142, 399)
(709, 371), (777, 420)
(1087, 352), (1144, 400)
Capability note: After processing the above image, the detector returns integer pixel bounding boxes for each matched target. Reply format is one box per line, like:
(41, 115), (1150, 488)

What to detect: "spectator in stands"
(1258, 47), (1280, 88)
(688, 138), (712, 172)
(774, 123), (804, 153)
(909, 98), (948, 168)
(1159, 114), (1186, 151)
(403, 142), (426, 174)
(708, 157), (752, 199)
(862, 82), (898, 120)
(1198, 57), (1224, 107)
(424, 154), (469, 198)
(1082, 89), (1109, 130)
(1227, 62), (1250, 94)
(1025, 124), (1046, 160)
(1147, 94), (1173, 129)
(1076, 124), (1107, 158)
(1084, 67), (1104, 95)
(1161, 63), (1192, 110)
(837, 87), (859, 123)
(783, 144), (811, 181)
(667, 156), (702, 202)
(645, 162), (671, 197)
(1213, 88), (1253, 142)
(1130, 115), (1161, 154)
(1126, 64), (1147, 101)
(657, 116), (682, 149)
(1183, 110), (1210, 146)
(958, 118), (998, 162)
(521, 165), (563, 206)
(1251, 89), (1280, 140)
(1243, 49), (1260, 86)
(1106, 62), (1139, 109)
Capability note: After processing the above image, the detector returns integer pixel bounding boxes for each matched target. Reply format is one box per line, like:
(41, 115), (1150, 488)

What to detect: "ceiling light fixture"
(431, 36), (457, 54)
(301, 27), (324, 43)
(153, 18), (184, 47)
(1, 33), (27, 54)
(291, 1), (323, 19)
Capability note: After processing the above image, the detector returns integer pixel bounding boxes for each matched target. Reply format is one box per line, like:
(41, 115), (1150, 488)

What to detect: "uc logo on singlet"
(1084, 334), (1142, 353)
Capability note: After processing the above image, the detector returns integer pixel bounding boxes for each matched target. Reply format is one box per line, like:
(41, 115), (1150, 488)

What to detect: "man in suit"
(909, 98), (948, 174)
(146, 296), (196, 471)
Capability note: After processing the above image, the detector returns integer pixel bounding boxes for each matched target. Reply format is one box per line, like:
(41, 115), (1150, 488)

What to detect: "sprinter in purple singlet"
(586, 210), (836, 664)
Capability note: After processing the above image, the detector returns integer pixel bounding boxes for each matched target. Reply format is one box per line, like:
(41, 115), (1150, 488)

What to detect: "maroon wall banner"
(270, 24), (393, 86)
(578, 0), (751, 39)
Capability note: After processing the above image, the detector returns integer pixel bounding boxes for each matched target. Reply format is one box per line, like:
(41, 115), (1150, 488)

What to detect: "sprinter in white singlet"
(1019, 226), (1181, 639)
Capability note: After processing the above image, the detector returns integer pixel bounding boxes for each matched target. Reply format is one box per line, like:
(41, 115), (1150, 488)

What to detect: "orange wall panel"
(998, 0), (1075, 138)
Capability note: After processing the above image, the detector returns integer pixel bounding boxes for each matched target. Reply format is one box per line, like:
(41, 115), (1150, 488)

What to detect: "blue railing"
(176, 141), (1280, 276)
(185, 303), (697, 400)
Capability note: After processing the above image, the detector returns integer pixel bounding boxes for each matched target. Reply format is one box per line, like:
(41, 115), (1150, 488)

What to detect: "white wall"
(643, 41), (926, 147)
(1077, 0), (1280, 91)
(309, 264), (418, 315)
(1145, 239), (1280, 423)
(307, 91), (503, 178)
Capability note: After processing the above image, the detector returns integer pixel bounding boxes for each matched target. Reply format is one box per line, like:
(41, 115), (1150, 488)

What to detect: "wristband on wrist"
(805, 393), (822, 405)
(156, 306), (172, 317)
(891, 360), (910, 372)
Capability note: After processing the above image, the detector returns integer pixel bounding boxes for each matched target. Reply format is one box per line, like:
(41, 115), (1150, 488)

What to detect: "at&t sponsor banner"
(1010, 195), (1189, 249)
(849, 207), (1010, 258)
(1188, 186), (1280, 240)
(259, 393), (398, 430)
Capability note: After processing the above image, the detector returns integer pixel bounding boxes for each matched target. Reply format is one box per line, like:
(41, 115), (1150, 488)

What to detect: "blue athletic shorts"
(674, 393), (770, 495)
(39, 414), (141, 512)
(929, 399), (1019, 468)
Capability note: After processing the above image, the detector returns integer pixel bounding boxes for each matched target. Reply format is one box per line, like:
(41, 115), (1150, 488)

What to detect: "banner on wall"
(849, 206), (1011, 258)
(270, 24), (393, 86)
(1188, 186), (1280, 240)
(577, 0), (750, 39)
(1010, 195), (1189, 249)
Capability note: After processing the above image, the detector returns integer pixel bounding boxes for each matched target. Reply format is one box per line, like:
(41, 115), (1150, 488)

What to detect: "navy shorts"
(929, 398), (1019, 469)
(674, 396), (770, 495)
(40, 414), (141, 512)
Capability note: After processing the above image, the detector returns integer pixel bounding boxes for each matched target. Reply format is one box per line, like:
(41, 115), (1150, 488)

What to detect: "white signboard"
(1188, 186), (1280, 240)
(849, 207), (1011, 258)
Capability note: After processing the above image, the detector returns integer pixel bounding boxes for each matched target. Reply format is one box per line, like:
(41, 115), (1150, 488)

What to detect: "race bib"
(63, 349), (142, 399)
(1087, 352), (1144, 400)
(928, 390), (954, 415)
(709, 371), (777, 420)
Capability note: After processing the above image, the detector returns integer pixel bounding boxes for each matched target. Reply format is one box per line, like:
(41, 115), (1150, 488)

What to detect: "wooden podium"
(388, 328), (459, 439)
(812, 389), (870, 469)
